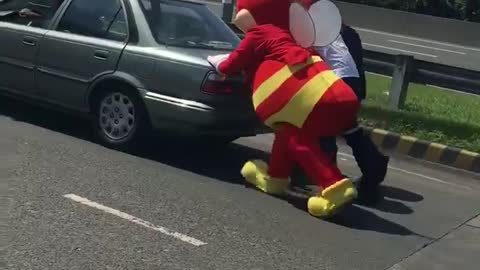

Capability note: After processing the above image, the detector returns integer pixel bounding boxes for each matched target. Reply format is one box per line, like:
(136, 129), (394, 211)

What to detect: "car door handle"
(94, 50), (109, 60)
(22, 36), (36, 46)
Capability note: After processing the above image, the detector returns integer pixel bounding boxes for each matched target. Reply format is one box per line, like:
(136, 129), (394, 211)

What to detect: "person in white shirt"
(315, 34), (358, 80)
(315, 23), (389, 205)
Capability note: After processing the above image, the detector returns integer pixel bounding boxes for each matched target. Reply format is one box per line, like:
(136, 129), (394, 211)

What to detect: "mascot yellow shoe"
(241, 160), (290, 196)
(307, 179), (358, 218)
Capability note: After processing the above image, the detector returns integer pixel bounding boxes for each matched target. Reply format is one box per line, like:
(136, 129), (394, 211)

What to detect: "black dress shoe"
(354, 178), (383, 206)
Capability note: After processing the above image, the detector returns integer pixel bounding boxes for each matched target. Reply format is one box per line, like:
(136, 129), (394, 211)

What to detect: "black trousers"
(320, 77), (388, 188)
(343, 77), (363, 102)
(321, 76), (362, 163)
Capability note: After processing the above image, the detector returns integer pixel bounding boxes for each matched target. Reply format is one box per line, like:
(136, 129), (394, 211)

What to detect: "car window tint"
(57, 0), (127, 41)
(0, 0), (65, 28)
(139, 0), (240, 50)
(105, 7), (128, 41)
(156, 5), (211, 43)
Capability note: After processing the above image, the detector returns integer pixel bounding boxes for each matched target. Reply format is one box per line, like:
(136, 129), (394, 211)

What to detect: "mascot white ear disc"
(289, 0), (343, 48)
(289, 2), (316, 48)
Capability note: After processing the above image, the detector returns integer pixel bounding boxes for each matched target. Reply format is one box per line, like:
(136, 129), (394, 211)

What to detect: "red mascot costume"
(208, 0), (359, 218)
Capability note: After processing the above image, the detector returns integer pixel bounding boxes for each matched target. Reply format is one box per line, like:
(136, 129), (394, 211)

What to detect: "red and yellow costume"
(210, 0), (359, 217)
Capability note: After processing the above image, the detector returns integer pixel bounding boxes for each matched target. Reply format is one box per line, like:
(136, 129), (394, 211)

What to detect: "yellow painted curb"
(454, 150), (479, 170)
(370, 129), (389, 146)
(425, 143), (448, 162)
(364, 127), (479, 173)
(397, 135), (418, 155)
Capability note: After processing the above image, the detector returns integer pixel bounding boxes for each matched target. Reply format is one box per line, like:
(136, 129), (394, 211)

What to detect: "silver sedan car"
(0, 0), (264, 150)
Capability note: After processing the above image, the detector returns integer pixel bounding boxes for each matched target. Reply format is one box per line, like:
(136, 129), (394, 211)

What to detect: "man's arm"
(342, 26), (367, 99)
(355, 31), (367, 100)
(352, 29), (367, 99)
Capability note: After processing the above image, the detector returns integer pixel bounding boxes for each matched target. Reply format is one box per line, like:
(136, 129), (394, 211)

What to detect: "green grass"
(360, 73), (480, 152)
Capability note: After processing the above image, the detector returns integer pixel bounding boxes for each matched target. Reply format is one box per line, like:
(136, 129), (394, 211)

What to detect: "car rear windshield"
(139, 0), (240, 50)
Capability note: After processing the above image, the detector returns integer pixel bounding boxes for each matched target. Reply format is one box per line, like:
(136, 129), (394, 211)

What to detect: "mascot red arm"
(208, 0), (360, 218)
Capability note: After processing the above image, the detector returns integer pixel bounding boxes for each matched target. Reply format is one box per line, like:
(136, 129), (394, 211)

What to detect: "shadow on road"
(1, 97), (425, 237)
(330, 205), (430, 238)
(0, 96), (269, 186)
(287, 193), (422, 237)
(0, 96), (92, 140)
(139, 142), (270, 184)
(368, 197), (415, 215)
(382, 185), (424, 202)
(348, 184), (425, 216)
(290, 179), (423, 215)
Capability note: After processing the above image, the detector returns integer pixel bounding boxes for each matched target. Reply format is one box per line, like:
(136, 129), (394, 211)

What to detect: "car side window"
(153, 2), (213, 44)
(105, 7), (128, 41)
(157, 10), (211, 42)
(56, 0), (127, 42)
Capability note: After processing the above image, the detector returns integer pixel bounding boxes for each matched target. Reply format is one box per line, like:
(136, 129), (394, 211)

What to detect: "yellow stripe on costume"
(252, 56), (323, 108)
(265, 70), (339, 128)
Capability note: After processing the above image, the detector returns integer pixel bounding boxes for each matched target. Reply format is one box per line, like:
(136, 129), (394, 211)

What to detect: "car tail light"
(201, 71), (239, 95)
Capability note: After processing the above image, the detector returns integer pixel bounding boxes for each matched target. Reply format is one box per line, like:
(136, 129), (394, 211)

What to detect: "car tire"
(92, 87), (150, 152)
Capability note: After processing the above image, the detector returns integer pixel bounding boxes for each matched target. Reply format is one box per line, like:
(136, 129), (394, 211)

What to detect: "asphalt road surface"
(2, 96), (480, 270)
(202, 1), (480, 72)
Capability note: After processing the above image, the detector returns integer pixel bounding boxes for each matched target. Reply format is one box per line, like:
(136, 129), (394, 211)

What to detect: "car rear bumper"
(140, 90), (270, 137)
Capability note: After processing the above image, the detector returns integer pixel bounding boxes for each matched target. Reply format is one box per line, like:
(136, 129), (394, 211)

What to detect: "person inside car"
(0, 0), (63, 27)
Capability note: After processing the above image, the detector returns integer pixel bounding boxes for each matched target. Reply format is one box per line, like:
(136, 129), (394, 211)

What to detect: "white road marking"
(63, 194), (207, 247)
(388, 40), (467, 55)
(355, 27), (480, 52)
(363, 42), (438, 58)
(336, 152), (472, 190)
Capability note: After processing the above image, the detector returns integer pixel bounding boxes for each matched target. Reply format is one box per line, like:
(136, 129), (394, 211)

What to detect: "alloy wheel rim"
(99, 92), (135, 141)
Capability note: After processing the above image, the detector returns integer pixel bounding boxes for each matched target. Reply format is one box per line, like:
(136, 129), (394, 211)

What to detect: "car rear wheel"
(93, 88), (149, 151)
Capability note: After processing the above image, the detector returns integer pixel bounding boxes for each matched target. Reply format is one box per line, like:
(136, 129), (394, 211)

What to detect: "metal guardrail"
(228, 24), (480, 102)
(363, 50), (480, 96)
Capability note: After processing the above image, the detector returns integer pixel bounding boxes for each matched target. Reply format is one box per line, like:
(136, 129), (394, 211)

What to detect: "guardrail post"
(389, 54), (414, 110)
(222, 0), (234, 23)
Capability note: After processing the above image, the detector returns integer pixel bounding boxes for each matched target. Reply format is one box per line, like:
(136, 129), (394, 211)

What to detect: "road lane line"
(337, 152), (472, 190)
(63, 194), (207, 247)
(355, 27), (480, 52)
(388, 40), (467, 55)
(363, 43), (438, 58)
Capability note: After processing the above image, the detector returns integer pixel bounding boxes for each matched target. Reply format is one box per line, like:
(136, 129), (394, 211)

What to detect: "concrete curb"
(363, 127), (480, 174)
